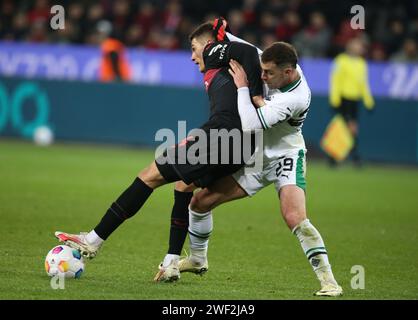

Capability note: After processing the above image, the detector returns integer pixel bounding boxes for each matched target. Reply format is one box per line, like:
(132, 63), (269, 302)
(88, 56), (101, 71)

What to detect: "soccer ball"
(45, 245), (85, 278)
(33, 126), (54, 146)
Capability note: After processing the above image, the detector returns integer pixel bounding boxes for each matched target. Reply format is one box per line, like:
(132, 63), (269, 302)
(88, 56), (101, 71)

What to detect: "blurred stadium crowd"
(0, 0), (417, 62)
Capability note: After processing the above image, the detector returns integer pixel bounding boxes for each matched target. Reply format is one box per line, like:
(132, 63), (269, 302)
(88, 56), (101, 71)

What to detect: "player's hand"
(228, 59), (249, 89)
(212, 17), (229, 42)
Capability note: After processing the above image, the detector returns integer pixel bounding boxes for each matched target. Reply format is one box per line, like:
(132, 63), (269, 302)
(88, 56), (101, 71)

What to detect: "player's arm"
(207, 17), (264, 97)
(229, 60), (295, 130)
(237, 88), (295, 130)
(361, 61), (375, 110)
(329, 56), (343, 108)
(204, 41), (263, 97)
(228, 42), (263, 98)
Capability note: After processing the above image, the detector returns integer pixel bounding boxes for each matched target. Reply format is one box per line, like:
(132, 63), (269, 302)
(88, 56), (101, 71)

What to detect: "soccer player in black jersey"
(54, 20), (263, 279)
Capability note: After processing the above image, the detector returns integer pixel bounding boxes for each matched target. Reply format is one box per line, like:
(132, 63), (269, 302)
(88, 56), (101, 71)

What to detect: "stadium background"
(0, 0), (417, 300)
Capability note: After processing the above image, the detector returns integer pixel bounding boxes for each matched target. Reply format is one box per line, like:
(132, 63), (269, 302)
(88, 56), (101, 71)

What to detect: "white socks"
(292, 219), (338, 286)
(188, 206), (212, 262)
(86, 230), (104, 247)
(162, 254), (180, 267)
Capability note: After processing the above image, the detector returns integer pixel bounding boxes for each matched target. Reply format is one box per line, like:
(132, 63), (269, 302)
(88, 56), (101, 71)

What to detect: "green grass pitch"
(1, 140), (417, 300)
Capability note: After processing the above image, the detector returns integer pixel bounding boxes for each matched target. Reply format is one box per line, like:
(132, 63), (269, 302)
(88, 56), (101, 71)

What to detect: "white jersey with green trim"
(256, 64), (311, 162)
(226, 32), (311, 162)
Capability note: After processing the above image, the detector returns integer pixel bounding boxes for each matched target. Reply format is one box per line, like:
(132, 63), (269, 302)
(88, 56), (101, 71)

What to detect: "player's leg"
(347, 119), (358, 137)
(167, 181), (196, 262)
(154, 181), (196, 282)
(276, 151), (342, 296)
(348, 118), (360, 165)
(343, 98), (361, 165)
(55, 161), (171, 259)
(280, 186), (342, 296)
(279, 185), (307, 229)
(179, 176), (248, 274)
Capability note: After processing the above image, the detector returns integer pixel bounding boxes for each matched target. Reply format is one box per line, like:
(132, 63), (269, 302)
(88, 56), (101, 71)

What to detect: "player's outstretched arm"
(229, 60), (295, 131)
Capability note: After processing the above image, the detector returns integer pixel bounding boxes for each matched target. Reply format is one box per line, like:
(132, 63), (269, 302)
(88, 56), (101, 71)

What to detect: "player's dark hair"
(189, 22), (214, 42)
(261, 42), (298, 69)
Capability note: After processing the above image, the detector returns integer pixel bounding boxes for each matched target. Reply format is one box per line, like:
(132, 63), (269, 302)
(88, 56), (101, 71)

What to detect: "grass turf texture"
(1, 140), (417, 300)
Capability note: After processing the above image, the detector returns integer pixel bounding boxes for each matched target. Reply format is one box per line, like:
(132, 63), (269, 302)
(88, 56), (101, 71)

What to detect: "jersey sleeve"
(256, 95), (304, 130)
(237, 87), (264, 130)
(204, 41), (263, 97)
(329, 55), (343, 108)
(361, 61), (375, 109)
(237, 87), (310, 131)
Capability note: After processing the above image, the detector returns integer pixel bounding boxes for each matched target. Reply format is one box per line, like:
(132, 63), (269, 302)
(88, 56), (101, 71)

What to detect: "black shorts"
(339, 98), (359, 122)
(155, 129), (254, 188)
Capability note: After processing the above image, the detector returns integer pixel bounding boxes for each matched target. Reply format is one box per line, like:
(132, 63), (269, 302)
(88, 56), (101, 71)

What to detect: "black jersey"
(199, 41), (263, 132)
(200, 68), (240, 131)
(203, 41), (263, 98)
(155, 42), (261, 187)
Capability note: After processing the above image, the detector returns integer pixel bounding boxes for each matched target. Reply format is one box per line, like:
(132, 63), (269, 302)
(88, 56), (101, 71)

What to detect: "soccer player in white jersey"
(171, 39), (343, 297)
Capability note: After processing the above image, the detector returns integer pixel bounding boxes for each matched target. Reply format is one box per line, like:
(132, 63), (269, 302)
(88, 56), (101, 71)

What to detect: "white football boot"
(178, 255), (208, 275)
(314, 270), (343, 297)
(55, 231), (100, 259)
(154, 259), (180, 282)
(315, 283), (343, 297)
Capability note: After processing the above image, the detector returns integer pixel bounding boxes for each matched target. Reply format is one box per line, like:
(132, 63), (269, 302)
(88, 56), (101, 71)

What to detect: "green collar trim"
(279, 77), (302, 92)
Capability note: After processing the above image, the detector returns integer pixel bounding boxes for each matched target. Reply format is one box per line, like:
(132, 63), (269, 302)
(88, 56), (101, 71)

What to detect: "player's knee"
(190, 190), (216, 213)
(189, 194), (208, 213)
(175, 181), (196, 193)
(282, 208), (306, 230)
(138, 162), (165, 189)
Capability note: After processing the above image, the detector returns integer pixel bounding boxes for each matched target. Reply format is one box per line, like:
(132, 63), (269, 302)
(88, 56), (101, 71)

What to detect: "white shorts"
(232, 149), (307, 196)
